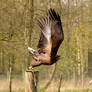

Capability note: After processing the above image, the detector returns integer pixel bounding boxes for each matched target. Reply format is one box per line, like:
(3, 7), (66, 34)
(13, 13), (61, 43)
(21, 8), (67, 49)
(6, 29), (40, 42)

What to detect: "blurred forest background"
(0, 0), (92, 92)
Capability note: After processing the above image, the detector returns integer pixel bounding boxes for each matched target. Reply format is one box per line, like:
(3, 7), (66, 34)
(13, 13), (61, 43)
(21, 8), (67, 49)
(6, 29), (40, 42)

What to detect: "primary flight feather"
(28, 8), (64, 68)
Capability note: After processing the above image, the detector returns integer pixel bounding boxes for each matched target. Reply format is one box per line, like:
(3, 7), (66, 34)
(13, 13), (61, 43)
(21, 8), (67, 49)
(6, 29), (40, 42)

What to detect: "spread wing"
(49, 9), (64, 56)
(37, 16), (52, 55)
(37, 8), (64, 56)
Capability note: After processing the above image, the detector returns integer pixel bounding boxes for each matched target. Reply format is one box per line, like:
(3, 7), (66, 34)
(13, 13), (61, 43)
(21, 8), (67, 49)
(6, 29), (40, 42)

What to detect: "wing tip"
(37, 8), (61, 31)
(48, 8), (61, 22)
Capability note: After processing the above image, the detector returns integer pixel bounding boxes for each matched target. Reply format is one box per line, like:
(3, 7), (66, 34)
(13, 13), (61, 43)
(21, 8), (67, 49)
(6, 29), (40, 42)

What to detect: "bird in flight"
(28, 8), (64, 69)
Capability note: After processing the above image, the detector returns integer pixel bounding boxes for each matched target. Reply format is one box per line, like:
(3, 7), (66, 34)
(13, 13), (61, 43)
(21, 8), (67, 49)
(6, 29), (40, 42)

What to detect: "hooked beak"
(60, 56), (64, 59)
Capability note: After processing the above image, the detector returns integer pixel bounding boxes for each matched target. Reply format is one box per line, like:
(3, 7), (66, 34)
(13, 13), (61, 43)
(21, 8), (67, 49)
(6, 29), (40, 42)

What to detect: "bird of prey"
(28, 8), (64, 69)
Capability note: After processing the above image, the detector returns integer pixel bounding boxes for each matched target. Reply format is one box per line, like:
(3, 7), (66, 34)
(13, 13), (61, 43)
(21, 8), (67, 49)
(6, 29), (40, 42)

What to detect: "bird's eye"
(43, 51), (46, 54)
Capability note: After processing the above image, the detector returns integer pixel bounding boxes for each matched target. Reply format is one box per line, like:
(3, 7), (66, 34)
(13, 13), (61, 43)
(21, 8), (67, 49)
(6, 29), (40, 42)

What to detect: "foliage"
(40, 87), (45, 92)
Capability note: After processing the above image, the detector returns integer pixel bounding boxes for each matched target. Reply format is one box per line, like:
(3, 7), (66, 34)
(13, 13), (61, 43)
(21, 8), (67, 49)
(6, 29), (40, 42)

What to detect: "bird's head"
(59, 55), (65, 59)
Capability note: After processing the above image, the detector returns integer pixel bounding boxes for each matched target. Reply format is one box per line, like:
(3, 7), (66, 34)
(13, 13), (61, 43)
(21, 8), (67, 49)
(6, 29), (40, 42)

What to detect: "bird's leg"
(30, 60), (42, 68)
(29, 65), (34, 70)
(32, 55), (39, 61)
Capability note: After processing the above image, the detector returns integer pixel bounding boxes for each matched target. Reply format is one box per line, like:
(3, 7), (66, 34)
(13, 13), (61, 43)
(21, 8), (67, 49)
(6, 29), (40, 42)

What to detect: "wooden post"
(25, 70), (39, 92)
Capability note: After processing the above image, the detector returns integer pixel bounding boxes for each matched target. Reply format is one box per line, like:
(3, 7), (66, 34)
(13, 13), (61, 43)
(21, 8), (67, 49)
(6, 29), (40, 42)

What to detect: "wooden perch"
(25, 70), (39, 92)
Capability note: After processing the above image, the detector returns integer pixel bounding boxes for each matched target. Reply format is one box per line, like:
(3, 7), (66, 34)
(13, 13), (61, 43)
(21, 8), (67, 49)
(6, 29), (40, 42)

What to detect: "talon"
(33, 56), (39, 61)
(29, 66), (34, 70)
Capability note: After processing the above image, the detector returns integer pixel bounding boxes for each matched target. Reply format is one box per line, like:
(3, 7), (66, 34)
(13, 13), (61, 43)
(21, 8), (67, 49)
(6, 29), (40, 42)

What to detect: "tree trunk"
(1, 48), (4, 73)
(44, 63), (57, 89)
(24, 0), (34, 68)
(9, 67), (12, 92)
(8, 55), (12, 92)
(58, 74), (62, 92)
(24, 0), (34, 46)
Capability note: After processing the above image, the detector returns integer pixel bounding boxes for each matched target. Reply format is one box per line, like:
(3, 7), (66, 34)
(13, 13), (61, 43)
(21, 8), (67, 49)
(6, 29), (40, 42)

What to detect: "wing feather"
(37, 8), (64, 56)
(49, 9), (64, 56)
(37, 17), (52, 55)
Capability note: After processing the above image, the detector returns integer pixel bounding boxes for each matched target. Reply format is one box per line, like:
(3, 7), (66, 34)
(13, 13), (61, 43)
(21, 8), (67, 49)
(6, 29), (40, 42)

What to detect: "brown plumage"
(28, 8), (64, 68)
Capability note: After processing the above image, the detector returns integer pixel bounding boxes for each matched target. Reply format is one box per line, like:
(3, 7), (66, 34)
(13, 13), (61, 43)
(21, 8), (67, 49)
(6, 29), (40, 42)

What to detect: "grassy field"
(0, 76), (92, 92)
(0, 89), (92, 92)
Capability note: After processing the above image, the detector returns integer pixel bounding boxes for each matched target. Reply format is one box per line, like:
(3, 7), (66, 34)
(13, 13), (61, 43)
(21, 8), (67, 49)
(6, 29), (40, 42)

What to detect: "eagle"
(28, 8), (64, 69)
